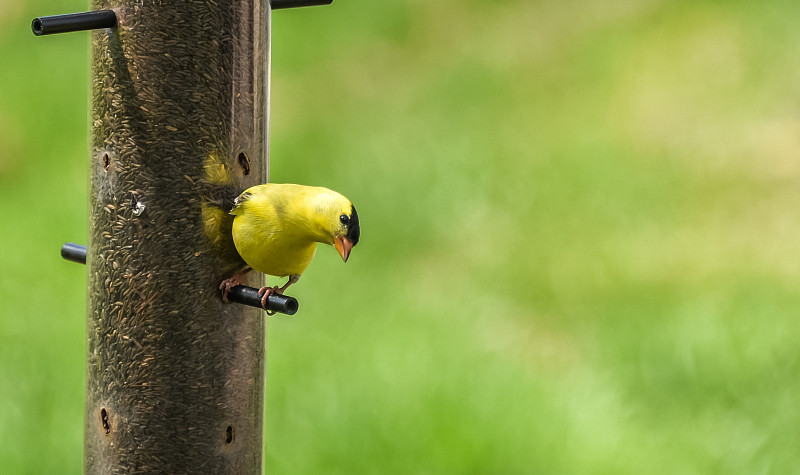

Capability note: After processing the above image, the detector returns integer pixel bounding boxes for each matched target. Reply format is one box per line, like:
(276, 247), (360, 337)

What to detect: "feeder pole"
(86, 1), (270, 472)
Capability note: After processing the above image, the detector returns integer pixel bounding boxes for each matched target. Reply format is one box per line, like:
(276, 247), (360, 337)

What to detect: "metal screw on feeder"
(31, 10), (117, 36)
(60, 243), (299, 315)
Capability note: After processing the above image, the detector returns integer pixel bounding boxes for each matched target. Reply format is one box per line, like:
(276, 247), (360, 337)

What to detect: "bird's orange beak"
(334, 236), (354, 262)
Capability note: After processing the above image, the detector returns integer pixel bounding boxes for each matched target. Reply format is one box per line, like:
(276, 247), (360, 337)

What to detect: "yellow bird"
(219, 183), (360, 310)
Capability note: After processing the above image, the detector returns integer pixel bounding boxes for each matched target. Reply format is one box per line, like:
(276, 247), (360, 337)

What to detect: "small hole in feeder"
(102, 153), (110, 171)
(100, 408), (111, 435)
(238, 152), (250, 176)
(225, 425), (234, 444)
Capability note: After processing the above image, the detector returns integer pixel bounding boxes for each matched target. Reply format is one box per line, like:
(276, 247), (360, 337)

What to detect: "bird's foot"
(219, 274), (245, 303)
(279, 274), (300, 293)
(257, 286), (282, 316)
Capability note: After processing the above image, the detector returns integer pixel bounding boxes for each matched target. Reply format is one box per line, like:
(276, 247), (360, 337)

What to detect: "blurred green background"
(2, 0), (800, 472)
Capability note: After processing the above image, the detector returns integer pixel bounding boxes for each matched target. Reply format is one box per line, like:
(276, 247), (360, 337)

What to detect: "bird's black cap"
(347, 205), (360, 246)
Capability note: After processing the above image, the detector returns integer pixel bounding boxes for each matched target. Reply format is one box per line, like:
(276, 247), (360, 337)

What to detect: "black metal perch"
(31, 10), (117, 36)
(271, 0), (333, 9)
(227, 285), (299, 315)
(61, 243), (298, 315)
(61, 241), (88, 264)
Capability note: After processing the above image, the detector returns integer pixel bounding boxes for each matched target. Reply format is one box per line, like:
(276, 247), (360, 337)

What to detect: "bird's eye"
(339, 214), (350, 225)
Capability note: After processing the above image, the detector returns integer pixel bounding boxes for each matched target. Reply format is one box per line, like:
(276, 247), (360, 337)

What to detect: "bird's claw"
(257, 286), (283, 316)
(219, 275), (243, 303)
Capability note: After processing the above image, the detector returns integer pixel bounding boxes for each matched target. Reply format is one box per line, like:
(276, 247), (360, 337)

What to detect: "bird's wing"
(229, 191), (253, 216)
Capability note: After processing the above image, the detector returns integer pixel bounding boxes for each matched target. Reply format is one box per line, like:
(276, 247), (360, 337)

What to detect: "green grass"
(3, 0), (800, 472)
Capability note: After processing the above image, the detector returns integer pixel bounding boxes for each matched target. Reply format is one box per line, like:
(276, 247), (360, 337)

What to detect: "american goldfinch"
(219, 183), (360, 310)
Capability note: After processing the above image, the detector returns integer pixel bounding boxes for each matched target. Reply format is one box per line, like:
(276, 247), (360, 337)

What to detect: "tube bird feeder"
(84, 1), (270, 472)
(33, 0), (333, 470)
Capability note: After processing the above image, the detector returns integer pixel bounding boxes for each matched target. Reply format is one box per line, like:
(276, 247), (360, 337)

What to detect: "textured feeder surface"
(86, 1), (269, 473)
